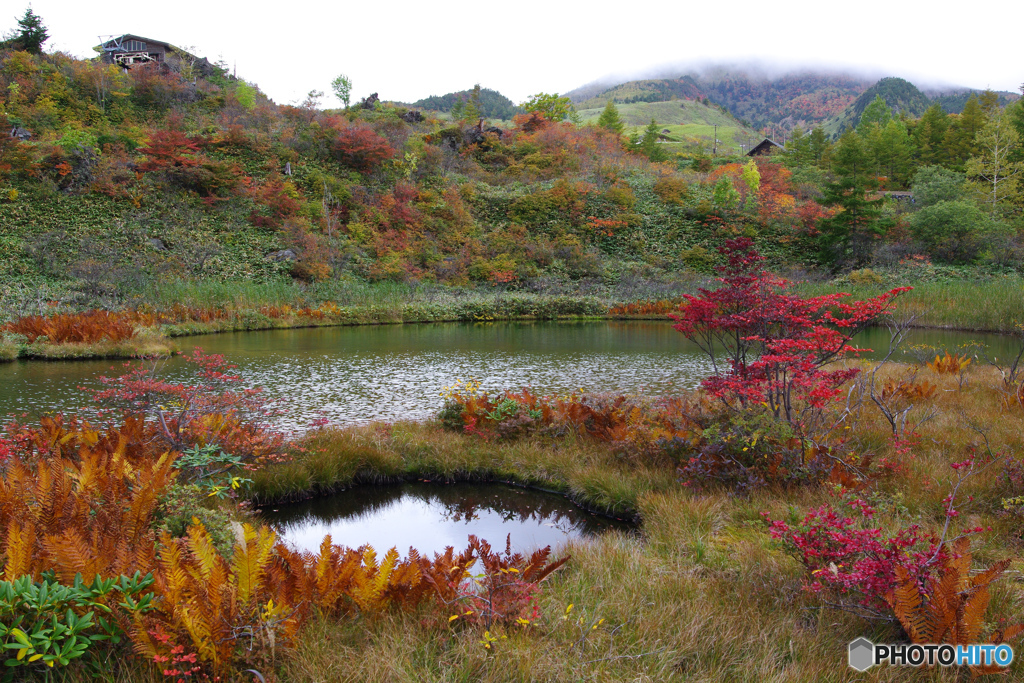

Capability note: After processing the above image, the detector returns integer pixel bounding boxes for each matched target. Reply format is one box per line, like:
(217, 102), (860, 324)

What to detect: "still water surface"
(260, 482), (632, 558)
(0, 321), (1013, 430)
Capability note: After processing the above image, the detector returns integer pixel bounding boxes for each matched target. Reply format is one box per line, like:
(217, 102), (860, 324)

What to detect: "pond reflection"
(0, 321), (1014, 430)
(260, 482), (633, 557)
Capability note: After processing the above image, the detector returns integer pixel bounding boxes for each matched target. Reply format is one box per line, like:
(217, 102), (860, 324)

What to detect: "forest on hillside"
(0, 11), (1023, 317)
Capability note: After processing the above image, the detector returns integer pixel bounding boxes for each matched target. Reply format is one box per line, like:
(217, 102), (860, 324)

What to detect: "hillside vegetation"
(0, 47), (827, 324)
(821, 77), (932, 137)
(568, 69), (875, 130)
(574, 76), (704, 110)
(568, 66), (1021, 136)
(0, 41), (1023, 336)
(412, 86), (521, 120)
(575, 99), (761, 155)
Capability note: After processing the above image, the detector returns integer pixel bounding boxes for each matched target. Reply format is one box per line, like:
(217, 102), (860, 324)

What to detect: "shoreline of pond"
(247, 422), (676, 525)
(251, 467), (644, 527)
(3, 309), (1022, 365)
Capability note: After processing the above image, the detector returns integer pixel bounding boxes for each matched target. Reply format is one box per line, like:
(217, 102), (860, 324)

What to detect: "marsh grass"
(794, 278), (1024, 332)
(257, 359), (1024, 681)
(18, 332), (177, 360)
(250, 423), (673, 518)
(0, 338), (17, 361)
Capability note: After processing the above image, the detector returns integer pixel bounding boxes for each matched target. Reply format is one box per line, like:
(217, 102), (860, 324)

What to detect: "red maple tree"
(671, 238), (909, 432)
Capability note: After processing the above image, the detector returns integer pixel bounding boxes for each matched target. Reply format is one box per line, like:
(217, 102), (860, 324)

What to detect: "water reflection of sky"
(247, 350), (712, 431)
(262, 483), (632, 558)
(0, 321), (1014, 432)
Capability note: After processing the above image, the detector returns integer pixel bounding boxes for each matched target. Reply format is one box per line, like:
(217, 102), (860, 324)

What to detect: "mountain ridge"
(565, 65), (1019, 133)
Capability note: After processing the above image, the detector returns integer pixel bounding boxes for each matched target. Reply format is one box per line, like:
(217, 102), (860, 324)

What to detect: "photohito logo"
(848, 638), (1014, 671)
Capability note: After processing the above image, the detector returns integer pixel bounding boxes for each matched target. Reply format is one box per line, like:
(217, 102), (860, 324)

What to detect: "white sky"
(21, 0), (1024, 107)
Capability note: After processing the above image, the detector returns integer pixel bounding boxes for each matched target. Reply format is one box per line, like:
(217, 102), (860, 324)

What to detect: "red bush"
(331, 125), (395, 173)
(670, 238), (909, 432)
(137, 130), (201, 172)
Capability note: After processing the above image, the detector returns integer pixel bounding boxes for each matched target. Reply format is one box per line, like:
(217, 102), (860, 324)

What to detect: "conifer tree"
(857, 95), (892, 135)
(11, 6), (47, 54)
(1009, 100), (1024, 164)
(597, 100), (624, 135)
(873, 119), (914, 186)
(914, 104), (949, 167)
(954, 95), (987, 164)
(808, 127), (832, 168)
(818, 130), (889, 268)
(638, 119), (667, 162)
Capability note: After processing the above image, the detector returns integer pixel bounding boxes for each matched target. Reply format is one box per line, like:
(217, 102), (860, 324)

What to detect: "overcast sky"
(20, 0), (1023, 106)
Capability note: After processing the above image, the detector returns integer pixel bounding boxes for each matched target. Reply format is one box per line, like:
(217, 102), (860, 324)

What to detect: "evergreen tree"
(809, 127), (832, 168)
(953, 95), (987, 164)
(818, 130), (889, 268)
(785, 126), (811, 168)
(979, 89), (1001, 119)
(11, 6), (47, 54)
(857, 94), (892, 135)
(462, 84), (483, 122)
(914, 104), (949, 167)
(873, 119), (914, 186)
(637, 119), (667, 162)
(597, 100), (624, 135)
(1006, 100), (1024, 164)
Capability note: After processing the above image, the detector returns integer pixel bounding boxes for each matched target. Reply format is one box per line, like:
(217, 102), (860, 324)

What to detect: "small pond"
(259, 482), (633, 558)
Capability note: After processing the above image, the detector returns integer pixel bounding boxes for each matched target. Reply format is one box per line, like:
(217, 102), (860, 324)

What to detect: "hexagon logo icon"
(848, 637), (875, 672)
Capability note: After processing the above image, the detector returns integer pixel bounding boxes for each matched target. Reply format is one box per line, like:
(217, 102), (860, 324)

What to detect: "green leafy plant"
(176, 444), (253, 498)
(0, 572), (154, 673)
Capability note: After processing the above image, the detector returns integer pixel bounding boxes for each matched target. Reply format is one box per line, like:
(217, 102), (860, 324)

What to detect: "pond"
(259, 482), (633, 558)
(0, 321), (1014, 430)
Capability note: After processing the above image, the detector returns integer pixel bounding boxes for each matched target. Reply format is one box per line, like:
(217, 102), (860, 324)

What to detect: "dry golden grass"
(245, 359), (1024, 681)
(42, 357), (1022, 681)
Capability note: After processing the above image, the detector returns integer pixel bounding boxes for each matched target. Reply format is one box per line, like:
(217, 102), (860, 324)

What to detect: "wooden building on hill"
(98, 34), (175, 67)
(746, 138), (784, 156)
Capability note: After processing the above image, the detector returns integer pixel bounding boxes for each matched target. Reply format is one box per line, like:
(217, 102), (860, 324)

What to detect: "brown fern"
(885, 537), (1023, 675)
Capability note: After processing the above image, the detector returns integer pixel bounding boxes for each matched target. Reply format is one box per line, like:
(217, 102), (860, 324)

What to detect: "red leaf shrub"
(671, 238), (910, 431)
(137, 130), (202, 172)
(88, 349), (285, 467)
(763, 496), (943, 610)
(331, 125), (395, 173)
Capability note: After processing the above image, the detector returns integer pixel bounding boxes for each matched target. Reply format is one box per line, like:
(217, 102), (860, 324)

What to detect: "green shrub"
(0, 572), (154, 672)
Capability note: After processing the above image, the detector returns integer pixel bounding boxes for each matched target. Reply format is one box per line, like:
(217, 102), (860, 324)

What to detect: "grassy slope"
(576, 100), (761, 154)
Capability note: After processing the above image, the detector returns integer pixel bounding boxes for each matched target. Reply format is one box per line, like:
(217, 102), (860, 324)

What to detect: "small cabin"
(99, 34), (174, 67)
(746, 138), (784, 157)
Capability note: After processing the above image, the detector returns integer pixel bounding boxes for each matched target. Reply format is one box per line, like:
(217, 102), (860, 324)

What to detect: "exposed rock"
(267, 249), (297, 262)
(360, 93), (380, 110)
(148, 238), (167, 251)
(401, 110), (425, 123)
(9, 127), (31, 141)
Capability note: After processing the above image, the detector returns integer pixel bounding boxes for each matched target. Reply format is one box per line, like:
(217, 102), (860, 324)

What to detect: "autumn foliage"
(439, 382), (701, 462)
(331, 125), (396, 173)
(0, 389), (568, 676)
(670, 238), (909, 429)
(4, 309), (139, 343)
